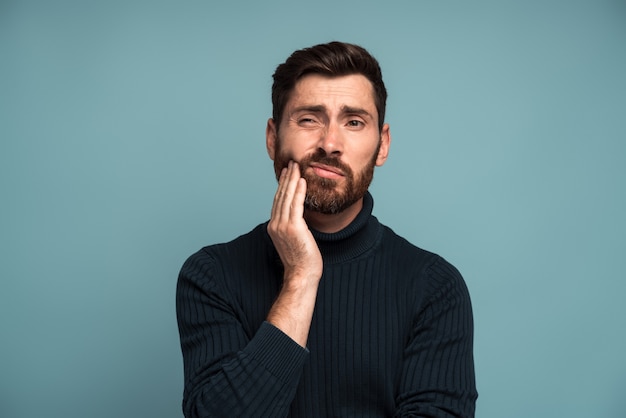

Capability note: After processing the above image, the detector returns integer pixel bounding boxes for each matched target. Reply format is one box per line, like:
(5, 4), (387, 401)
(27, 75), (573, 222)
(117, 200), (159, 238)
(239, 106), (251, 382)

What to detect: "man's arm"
(177, 252), (309, 418)
(266, 160), (323, 347)
(176, 161), (322, 417)
(394, 257), (478, 417)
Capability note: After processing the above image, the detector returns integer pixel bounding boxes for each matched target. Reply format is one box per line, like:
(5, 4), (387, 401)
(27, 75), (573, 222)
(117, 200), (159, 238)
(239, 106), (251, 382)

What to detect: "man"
(177, 41), (477, 417)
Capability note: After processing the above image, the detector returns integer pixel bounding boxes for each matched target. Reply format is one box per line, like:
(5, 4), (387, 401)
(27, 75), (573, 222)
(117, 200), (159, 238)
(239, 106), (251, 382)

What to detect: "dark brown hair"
(271, 41), (387, 132)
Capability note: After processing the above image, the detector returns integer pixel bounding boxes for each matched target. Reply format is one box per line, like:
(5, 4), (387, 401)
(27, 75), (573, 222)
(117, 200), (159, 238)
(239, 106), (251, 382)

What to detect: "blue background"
(1, 1), (625, 417)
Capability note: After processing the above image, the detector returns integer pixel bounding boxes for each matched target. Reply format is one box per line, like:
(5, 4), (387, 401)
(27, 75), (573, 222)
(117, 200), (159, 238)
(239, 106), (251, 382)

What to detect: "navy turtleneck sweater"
(176, 193), (477, 417)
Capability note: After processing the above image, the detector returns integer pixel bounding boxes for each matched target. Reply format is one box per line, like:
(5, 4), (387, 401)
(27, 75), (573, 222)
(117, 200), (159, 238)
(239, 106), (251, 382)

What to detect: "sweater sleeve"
(176, 249), (309, 418)
(394, 256), (478, 418)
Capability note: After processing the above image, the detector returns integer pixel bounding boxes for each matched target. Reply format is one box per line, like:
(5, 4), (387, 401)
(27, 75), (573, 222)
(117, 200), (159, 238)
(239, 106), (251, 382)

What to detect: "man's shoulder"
(201, 222), (269, 253)
(178, 221), (275, 284)
(182, 222), (270, 267)
(378, 222), (462, 279)
(378, 223), (435, 260)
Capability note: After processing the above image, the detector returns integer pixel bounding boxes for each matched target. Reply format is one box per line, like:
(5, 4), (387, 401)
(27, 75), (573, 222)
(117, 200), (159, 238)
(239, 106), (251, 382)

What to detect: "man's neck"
(303, 198), (364, 234)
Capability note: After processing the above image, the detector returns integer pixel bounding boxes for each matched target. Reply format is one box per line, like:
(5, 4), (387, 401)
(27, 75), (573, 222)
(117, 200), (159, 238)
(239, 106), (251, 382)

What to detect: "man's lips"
(309, 163), (345, 179)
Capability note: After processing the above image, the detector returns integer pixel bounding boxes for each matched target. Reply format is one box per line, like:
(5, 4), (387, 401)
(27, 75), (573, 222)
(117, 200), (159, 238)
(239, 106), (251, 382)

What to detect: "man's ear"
(375, 123), (391, 166)
(266, 118), (277, 161)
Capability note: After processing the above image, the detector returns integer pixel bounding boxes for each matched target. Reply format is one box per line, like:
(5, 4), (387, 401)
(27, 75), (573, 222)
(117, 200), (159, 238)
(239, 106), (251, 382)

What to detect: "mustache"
(300, 149), (351, 174)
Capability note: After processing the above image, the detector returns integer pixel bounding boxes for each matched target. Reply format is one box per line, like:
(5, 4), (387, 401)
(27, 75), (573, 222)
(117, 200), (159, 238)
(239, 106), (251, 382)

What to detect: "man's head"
(271, 41), (387, 133)
(266, 42), (391, 216)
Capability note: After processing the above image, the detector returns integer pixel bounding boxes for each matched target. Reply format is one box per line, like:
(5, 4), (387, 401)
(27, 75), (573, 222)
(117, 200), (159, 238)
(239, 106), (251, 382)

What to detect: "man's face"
(266, 74), (390, 215)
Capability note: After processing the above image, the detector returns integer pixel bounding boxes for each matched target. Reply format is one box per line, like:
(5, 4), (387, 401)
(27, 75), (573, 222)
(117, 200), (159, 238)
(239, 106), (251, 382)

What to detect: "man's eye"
(347, 120), (364, 127)
(299, 118), (316, 125)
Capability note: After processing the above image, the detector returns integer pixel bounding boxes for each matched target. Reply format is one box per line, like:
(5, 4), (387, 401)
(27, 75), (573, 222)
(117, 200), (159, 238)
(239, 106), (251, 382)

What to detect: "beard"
(273, 141), (380, 215)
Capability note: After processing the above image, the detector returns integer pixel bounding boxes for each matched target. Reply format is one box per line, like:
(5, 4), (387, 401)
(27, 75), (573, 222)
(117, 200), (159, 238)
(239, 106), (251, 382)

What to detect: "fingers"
(271, 165), (288, 221)
(271, 161), (305, 225)
(290, 175), (307, 221)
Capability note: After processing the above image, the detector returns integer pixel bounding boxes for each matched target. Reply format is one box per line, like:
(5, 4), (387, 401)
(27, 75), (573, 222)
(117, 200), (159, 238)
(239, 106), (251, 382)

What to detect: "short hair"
(271, 41), (387, 132)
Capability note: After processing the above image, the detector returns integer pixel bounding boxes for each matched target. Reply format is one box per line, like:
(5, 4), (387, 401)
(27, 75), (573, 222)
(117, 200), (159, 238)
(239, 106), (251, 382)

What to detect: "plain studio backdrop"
(1, 1), (625, 417)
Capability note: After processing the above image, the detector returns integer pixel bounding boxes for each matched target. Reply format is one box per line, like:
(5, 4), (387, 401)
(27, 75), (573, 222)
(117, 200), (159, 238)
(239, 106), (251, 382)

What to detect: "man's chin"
(304, 202), (343, 215)
(304, 189), (361, 215)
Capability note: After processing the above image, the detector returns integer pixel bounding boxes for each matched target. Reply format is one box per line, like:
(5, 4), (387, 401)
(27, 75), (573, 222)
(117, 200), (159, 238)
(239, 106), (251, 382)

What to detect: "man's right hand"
(266, 160), (322, 347)
(267, 160), (323, 284)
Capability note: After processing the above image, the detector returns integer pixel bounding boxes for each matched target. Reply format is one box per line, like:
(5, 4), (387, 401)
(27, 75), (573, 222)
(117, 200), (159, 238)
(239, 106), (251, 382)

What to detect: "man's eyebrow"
(292, 105), (326, 113)
(291, 105), (374, 119)
(341, 106), (370, 114)
(341, 106), (374, 119)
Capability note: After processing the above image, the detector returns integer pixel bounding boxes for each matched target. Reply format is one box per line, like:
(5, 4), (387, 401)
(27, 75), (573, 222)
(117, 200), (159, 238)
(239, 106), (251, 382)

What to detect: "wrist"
(282, 271), (321, 291)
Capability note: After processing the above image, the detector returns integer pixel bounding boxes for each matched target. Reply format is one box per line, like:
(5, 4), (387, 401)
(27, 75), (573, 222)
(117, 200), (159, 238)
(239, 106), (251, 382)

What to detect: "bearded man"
(176, 41), (477, 417)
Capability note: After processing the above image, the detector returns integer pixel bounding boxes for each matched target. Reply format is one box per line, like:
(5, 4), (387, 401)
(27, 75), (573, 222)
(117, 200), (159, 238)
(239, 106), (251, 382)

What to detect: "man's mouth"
(309, 163), (345, 179)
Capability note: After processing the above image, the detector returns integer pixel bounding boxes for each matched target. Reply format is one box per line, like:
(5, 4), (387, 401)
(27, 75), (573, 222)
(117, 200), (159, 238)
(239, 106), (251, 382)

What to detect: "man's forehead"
(288, 74), (377, 110)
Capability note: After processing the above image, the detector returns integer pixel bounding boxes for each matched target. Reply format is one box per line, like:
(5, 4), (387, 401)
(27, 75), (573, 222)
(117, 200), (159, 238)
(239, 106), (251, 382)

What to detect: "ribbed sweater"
(176, 193), (477, 417)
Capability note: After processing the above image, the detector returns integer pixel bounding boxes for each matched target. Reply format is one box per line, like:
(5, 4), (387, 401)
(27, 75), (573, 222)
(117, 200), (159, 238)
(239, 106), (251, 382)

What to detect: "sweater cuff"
(244, 321), (309, 386)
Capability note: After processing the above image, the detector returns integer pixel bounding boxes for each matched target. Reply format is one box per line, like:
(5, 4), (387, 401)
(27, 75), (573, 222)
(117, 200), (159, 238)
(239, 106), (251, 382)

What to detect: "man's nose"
(318, 122), (342, 156)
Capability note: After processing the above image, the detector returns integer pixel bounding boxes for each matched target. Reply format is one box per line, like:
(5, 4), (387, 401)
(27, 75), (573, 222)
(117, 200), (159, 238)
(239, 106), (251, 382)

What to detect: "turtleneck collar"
(308, 192), (382, 264)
